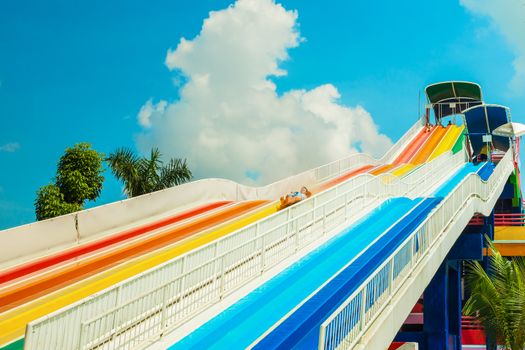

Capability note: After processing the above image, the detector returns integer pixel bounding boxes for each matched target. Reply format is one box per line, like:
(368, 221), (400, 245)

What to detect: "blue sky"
(1, 0), (524, 230)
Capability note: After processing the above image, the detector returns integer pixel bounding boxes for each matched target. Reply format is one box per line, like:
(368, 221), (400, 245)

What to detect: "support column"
(424, 262), (449, 350)
(447, 260), (462, 350)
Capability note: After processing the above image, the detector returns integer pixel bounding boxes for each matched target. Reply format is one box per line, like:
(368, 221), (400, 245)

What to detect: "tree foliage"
(56, 143), (105, 204)
(35, 143), (105, 221)
(106, 147), (192, 197)
(463, 238), (525, 349)
(35, 184), (82, 221)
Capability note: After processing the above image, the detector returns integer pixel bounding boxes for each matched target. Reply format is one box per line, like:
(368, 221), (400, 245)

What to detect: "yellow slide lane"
(0, 203), (278, 345)
(410, 126), (449, 164)
(391, 164), (417, 177)
(428, 125), (464, 161)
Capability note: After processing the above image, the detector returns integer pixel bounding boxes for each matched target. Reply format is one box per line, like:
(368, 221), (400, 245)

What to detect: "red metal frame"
(469, 213), (525, 226)
(462, 316), (485, 345)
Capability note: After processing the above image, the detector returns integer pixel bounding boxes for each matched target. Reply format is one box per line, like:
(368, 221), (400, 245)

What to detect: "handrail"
(25, 147), (459, 350)
(317, 150), (513, 350)
(469, 213), (525, 227)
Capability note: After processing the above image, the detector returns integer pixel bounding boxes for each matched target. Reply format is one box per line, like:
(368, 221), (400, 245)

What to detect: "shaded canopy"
(493, 122), (525, 138)
(425, 81), (483, 120)
(463, 104), (511, 154)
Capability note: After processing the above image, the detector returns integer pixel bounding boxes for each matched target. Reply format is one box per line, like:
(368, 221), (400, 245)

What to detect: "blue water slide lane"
(256, 198), (440, 349)
(433, 162), (491, 197)
(170, 198), (420, 350)
(477, 162), (495, 181)
(169, 160), (494, 350)
(255, 162), (495, 349)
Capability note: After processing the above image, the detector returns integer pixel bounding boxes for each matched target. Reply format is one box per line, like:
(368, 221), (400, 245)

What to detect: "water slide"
(21, 144), (466, 350)
(370, 124), (464, 179)
(167, 162), (494, 349)
(0, 122), (430, 348)
(410, 126), (449, 164)
(393, 128), (434, 164)
(22, 143), (501, 350)
(1, 121), (464, 349)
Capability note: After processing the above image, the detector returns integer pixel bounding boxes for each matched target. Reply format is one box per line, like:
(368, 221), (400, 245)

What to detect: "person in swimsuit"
(280, 186), (312, 209)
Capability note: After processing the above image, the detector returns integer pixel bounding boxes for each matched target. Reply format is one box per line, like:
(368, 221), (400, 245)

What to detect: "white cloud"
(137, 99), (167, 128)
(461, 0), (525, 95)
(137, 0), (392, 184)
(0, 142), (20, 153)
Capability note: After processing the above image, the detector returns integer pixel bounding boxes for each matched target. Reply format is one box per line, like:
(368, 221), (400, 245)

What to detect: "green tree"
(106, 147), (192, 197)
(56, 143), (105, 204)
(463, 239), (525, 349)
(35, 143), (105, 220)
(35, 184), (82, 221)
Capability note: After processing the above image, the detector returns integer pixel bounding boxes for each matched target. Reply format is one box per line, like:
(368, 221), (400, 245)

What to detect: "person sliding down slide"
(279, 186), (312, 210)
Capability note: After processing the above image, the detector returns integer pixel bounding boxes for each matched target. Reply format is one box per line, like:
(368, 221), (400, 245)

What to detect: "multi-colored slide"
(0, 121), (464, 349)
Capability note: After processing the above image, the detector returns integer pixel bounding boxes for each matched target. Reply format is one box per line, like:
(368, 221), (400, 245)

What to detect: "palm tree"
(463, 238), (525, 350)
(106, 147), (192, 197)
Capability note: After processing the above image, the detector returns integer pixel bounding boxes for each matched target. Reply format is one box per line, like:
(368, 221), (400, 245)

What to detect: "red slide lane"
(393, 127), (432, 164)
(0, 201), (265, 312)
(0, 201), (232, 286)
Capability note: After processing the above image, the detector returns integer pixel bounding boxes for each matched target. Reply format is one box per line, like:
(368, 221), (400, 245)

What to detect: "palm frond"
(107, 148), (192, 197)
(158, 158), (192, 190)
(106, 147), (141, 196)
(464, 237), (525, 349)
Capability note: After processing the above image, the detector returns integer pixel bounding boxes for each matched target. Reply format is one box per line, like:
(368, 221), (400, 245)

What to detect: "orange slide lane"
(0, 200), (267, 312)
(0, 201), (232, 286)
(410, 126), (449, 164)
(318, 127), (431, 187)
(369, 163), (397, 176)
(366, 127), (431, 176)
(316, 165), (375, 191)
(393, 127), (434, 164)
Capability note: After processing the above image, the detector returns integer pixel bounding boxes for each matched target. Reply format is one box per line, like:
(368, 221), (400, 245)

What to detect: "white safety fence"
(1, 120), (423, 269)
(24, 146), (461, 350)
(314, 119), (422, 183)
(318, 150), (514, 350)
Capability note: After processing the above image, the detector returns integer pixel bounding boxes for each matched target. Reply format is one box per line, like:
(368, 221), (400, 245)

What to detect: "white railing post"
(293, 216), (300, 252)
(318, 326), (326, 350)
(260, 235), (266, 274)
(360, 287), (367, 332)
(160, 283), (168, 334)
(388, 259), (394, 296)
(344, 193), (349, 222)
(322, 205), (327, 236)
(219, 256), (226, 300)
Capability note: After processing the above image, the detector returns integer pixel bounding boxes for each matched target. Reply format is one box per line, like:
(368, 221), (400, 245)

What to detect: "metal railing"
(469, 213), (525, 226)
(494, 213), (525, 226)
(430, 100), (482, 121)
(25, 138), (454, 350)
(317, 150), (514, 350)
(314, 119), (423, 183)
